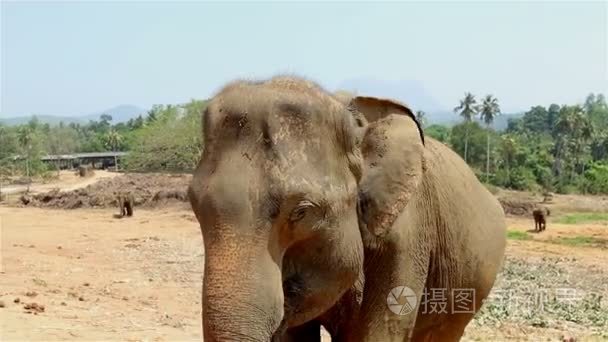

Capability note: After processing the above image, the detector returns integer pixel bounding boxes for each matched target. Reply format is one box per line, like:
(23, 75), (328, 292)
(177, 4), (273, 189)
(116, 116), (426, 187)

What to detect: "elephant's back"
(423, 137), (505, 220)
(420, 136), (507, 285)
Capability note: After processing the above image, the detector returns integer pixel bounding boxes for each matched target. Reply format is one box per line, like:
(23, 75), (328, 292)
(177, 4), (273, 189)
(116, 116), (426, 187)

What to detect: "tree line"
(1, 93), (607, 194)
(0, 100), (205, 180)
(423, 92), (608, 194)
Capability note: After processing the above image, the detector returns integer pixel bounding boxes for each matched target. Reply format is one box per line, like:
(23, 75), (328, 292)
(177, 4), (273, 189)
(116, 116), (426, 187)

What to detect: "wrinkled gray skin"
(188, 76), (507, 341)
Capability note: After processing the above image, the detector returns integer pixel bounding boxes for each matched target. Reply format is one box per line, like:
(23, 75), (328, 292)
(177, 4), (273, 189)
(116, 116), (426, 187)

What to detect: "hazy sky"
(1, 1), (606, 117)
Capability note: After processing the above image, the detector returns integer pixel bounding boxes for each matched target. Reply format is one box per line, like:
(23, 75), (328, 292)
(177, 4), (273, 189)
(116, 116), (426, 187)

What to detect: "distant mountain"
(0, 104), (147, 126)
(80, 104), (147, 123)
(488, 112), (524, 131)
(335, 78), (524, 131)
(0, 115), (85, 126)
(336, 78), (445, 113)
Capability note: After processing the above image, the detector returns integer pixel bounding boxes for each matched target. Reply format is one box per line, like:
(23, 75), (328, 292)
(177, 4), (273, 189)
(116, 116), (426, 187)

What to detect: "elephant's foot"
(411, 312), (475, 342)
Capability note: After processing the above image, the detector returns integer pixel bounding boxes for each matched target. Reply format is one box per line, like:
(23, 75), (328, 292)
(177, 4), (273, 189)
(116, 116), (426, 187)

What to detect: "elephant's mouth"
(281, 274), (307, 321)
(356, 191), (370, 227)
(270, 321), (289, 342)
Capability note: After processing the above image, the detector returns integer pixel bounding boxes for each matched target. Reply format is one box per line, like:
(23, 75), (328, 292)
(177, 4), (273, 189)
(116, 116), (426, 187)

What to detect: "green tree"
(145, 105), (163, 124)
(0, 124), (17, 159)
(453, 92), (478, 163)
(584, 93), (608, 127)
(104, 129), (123, 170)
(552, 105), (593, 186)
(552, 106), (576, 179)
(45, 126), (80, 174)
(100, 113), (113, 125)
(449, 121), (487, 169)
(581, 162), (608, 194)
(547, 104), (560, 133)
(590, 130), (608, 161)
(425, 124), (451, 143)
(521, 106), (549, 133)
(17, 126), (35, 189)
(125, 100), (206, 172)
(133, 115), (144, 129)
(479, 95), (501, 182)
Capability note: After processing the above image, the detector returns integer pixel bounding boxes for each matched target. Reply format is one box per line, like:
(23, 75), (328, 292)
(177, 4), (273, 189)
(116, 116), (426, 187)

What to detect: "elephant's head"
(188, 76), (425, 341)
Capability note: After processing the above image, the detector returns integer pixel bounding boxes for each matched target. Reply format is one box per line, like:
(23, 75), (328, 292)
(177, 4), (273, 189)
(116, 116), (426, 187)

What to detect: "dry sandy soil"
(1, 170), (119, 196)
(1, 205), (202, 341)
(1, 177), (608, 341)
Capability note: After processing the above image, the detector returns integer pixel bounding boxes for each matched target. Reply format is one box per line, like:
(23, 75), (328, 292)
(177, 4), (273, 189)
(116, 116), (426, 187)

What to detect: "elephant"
(533, 206), (550, 232)
(116, 192), (135, 217)
(187, 75), (507, 341)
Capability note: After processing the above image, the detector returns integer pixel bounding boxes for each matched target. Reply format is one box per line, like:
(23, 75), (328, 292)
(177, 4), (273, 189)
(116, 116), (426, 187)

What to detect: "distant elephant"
(533, 206), (550, 232)
(116, 192), (134, 217)
(188, 76), (507, 341)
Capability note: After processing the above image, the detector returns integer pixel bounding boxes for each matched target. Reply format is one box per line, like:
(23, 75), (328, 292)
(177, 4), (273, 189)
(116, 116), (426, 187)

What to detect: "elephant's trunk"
(202, 236), (284, 342)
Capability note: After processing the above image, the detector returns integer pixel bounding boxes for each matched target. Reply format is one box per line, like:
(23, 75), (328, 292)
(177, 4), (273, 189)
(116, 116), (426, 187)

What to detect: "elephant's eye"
(289, 200), (315, 222)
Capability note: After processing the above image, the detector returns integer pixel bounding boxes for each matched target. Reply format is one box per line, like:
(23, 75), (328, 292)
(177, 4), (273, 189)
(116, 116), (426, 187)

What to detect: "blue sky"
(1, 1), (606, 117)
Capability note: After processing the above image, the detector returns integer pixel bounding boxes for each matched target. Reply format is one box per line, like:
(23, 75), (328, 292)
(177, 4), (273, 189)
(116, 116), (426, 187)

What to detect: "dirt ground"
(0, 205), (202, 341)
(1, 176), (608, 341)
(1, 170), (119, 196)
(7, 172), (190, 210)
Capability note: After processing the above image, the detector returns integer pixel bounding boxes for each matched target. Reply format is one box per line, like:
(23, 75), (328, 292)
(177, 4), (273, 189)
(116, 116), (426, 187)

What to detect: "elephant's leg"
(412, 284), (489, 342)
(411, 312), (475, 342)
(354, 224), (431, 341)
(119, 199), (124, 217)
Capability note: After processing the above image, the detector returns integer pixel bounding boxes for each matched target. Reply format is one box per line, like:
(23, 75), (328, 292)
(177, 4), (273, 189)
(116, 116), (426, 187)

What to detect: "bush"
(531, 165), (554, 190)
(581, 163), (608, 194)
(425, 124), (451, 143)
(555, 182), (579, 195)
(493, 167), (539, 191)
(511, 167), (539, 191)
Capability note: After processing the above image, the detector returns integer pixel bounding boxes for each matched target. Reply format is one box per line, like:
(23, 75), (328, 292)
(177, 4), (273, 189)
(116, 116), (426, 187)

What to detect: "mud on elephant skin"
(187, 75), (507, 341)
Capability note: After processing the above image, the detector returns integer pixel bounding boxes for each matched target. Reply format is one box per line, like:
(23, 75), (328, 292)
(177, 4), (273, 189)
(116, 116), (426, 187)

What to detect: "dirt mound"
(21, 173), (192, 209)
(498, 197), (539, 216)
(495, 189), (545, 216)
(152, 189), (188, 202)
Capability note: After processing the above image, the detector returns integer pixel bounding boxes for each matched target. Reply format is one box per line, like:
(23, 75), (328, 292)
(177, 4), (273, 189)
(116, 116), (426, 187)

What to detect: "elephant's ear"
(350, 96), (425, 237)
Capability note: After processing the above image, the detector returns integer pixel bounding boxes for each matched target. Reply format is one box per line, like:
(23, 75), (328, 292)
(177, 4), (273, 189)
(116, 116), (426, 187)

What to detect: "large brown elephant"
(187, 75), (506, 341)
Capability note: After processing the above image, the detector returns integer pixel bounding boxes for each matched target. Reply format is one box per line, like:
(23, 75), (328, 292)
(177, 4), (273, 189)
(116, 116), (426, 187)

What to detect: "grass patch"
(551, 235), (608, 248)
(507, 230), (532, 240)
(556, 212), (608, 225)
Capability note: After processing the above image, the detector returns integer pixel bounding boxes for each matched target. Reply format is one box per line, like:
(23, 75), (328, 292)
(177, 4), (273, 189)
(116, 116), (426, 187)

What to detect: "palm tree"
(415, 110), (426, 127)
(552, 105), (593, 181)
(479, 95), (501, 182)
(17, 126), (33, 191)
(453, 92), (478, 163)
(104, 129), (123, 171)
(571, 109), (593, 176)
(552, 108), (574, 179)
(499, 134), (518, 183)
(590, 130), (608, 161)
